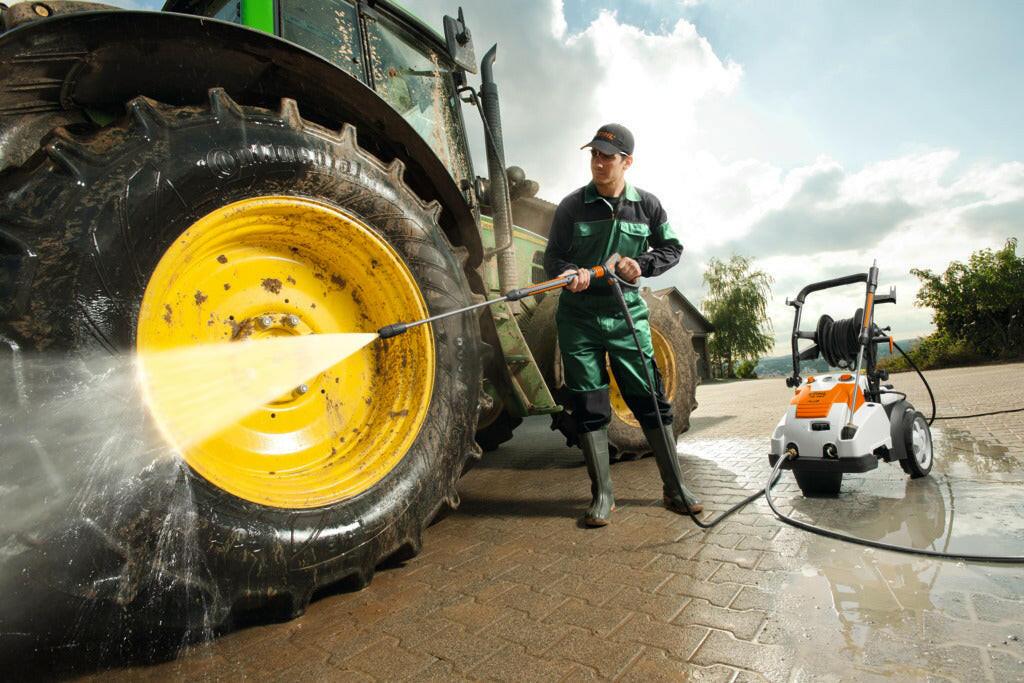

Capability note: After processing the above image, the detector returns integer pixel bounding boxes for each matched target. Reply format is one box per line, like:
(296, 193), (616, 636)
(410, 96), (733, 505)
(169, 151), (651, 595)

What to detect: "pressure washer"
(768, 262), (931, 498)
(376, 256), (1024, 563)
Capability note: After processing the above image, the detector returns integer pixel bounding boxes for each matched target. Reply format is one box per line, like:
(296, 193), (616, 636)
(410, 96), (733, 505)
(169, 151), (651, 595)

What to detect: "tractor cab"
(162, 0), (476, 187)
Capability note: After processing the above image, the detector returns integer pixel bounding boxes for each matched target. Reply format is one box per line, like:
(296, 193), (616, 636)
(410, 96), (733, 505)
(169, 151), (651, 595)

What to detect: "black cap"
(581, 123), (634, 156)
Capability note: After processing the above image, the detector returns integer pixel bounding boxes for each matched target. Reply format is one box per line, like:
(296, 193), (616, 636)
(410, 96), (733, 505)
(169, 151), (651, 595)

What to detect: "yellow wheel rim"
(609, 327), (676, 427)
(137, 196), (435, 509)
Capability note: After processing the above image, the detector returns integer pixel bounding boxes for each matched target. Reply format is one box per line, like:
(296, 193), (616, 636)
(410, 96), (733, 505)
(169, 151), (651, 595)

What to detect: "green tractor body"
(0, 0), (698, 653)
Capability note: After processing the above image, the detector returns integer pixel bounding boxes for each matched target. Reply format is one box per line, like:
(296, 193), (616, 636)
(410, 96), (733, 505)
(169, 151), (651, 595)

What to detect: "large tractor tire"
(522, 289), (698, 457)
(474, 410), (523, 452)
(0, 90), (480, 651)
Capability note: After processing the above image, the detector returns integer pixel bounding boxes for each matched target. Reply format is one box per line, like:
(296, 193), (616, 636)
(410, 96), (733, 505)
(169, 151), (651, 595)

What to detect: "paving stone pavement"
(96, 363), (1024, 682)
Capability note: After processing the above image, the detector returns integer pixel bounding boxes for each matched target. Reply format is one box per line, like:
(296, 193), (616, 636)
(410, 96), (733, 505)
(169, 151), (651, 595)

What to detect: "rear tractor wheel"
(0, 90), (481, 643)
(522, 289), (698, 456)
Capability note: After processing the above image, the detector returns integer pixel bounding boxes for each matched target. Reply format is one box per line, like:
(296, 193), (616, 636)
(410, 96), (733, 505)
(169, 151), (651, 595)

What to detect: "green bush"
(912, 238), (1023, 360)
(734, 359), (758, 379)
(881, 238), (1024, 372)
(879, 333), (985, 372)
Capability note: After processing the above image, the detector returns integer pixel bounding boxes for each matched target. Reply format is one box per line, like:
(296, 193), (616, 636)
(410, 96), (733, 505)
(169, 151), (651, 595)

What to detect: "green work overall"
(545, 180), (701, 521)
(552, 183), (680, 406)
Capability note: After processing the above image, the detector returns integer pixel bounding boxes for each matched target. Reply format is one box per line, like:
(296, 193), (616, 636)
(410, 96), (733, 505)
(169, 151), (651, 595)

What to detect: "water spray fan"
(768, 262), (935, 497)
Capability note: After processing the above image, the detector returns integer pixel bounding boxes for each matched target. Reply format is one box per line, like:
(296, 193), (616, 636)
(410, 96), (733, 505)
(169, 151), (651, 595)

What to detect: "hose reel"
(797, 309), (867, 369)
(814, 309), (863, 368)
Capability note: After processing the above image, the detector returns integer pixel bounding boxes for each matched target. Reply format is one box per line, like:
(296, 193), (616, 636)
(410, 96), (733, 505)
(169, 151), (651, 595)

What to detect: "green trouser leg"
(643, 426), (704, 514)
(580, 428), (614, 526)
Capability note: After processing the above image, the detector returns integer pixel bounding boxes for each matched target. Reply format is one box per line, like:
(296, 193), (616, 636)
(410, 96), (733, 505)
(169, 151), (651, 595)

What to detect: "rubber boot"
(580, 428), (615, 526)
(643, 426), (704, 515)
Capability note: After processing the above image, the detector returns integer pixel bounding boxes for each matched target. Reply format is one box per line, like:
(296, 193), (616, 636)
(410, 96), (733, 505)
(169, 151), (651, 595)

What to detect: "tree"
(701, 255), (774, 378)
(911, 237), (1024, 360)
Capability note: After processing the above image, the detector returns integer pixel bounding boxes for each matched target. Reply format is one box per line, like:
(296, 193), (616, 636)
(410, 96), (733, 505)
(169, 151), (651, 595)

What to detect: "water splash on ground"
(0, 332), (379, 672)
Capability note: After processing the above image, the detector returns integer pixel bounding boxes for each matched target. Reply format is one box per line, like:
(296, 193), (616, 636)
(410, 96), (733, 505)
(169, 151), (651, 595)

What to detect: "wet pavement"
(91, 362), (1024, 681)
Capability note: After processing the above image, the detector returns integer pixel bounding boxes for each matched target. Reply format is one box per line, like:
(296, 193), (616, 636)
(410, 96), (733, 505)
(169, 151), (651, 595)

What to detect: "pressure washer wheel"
(0, 90), (481, 646)
(900, 410), (934, 478)
(792, 469), (843, 497)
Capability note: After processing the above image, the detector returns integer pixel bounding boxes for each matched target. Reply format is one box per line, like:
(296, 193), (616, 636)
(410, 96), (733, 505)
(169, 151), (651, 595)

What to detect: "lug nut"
(295, 384), (309, 396)
(285, 315), (300, 327)
(258, 315), (274, 329)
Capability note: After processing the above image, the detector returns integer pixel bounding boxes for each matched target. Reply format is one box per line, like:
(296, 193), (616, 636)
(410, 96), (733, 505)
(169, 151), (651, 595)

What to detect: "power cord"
(891, 342), (1024, 424)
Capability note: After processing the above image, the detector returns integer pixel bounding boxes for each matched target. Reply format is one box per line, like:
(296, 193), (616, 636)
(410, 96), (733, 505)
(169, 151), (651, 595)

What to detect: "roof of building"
(654, 287), (715, 334)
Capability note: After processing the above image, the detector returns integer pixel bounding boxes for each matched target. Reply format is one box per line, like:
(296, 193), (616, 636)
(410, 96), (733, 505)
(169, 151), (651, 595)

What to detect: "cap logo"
(597, 131), (616, 141)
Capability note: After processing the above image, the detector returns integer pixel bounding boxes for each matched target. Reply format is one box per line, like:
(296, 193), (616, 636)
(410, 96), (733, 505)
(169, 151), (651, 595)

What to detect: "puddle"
(680, 428), (1024, 678)
(783, 427), (1024, 559)
(933, 425), (1019, 478)
(745, 428), (1024, 679)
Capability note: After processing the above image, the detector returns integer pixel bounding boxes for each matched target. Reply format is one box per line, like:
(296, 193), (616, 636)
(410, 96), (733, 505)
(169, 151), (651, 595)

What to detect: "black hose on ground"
(762, 453), (1024, 563)
(608, 274), (777, 530)
(892, 342), (1024, 422)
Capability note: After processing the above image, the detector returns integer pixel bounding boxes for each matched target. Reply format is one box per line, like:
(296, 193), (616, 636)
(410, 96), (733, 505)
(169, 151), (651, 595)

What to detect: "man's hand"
(561, 268), (591, 293)
(616, 257), (642, 283)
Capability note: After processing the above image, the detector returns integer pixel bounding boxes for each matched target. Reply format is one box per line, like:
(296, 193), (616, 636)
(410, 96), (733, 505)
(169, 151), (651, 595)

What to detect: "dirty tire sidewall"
(0, 97), (481, 633)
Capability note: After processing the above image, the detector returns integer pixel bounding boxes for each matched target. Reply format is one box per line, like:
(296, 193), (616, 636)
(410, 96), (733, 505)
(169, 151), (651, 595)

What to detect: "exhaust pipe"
(480, 44), (518, 295)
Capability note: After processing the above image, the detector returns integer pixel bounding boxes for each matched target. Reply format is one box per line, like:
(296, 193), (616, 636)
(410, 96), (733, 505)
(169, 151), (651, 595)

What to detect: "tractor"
(0, 0), (699, 647)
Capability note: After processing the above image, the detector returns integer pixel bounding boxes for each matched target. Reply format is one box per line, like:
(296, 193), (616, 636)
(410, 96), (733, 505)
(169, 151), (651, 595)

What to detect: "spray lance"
(377, 254), (630, 340)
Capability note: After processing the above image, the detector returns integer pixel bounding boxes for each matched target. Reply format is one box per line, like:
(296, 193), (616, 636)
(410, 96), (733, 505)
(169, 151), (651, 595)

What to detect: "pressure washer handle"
(858, 263), (880, 344)
(504, 264), (611, 301)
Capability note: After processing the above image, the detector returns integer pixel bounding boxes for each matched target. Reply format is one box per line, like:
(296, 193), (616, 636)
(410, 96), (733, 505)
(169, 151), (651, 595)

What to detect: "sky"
(59, 0), (1024, 354)
(402, 0), (1023, 354)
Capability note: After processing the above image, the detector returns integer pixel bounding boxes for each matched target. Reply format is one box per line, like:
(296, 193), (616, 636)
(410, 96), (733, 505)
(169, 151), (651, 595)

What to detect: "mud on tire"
(0, 90), (481, 648)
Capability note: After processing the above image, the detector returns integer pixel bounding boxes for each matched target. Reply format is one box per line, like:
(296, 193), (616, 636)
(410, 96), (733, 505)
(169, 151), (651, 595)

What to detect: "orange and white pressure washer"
(768, 262), (934, 497)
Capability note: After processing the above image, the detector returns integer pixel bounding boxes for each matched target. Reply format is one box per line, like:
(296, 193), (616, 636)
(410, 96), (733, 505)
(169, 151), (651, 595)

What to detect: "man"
(543, 123), (703, 527)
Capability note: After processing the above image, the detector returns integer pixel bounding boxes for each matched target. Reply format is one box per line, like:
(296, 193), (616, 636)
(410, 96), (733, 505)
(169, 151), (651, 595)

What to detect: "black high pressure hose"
(608, 281), (1024, 559)
(815, 311), (863, 368)
(606, 275), (776, 530)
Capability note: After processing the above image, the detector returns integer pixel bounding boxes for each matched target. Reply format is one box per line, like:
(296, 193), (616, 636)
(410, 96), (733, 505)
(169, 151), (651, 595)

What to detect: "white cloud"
(683, 151), (1024, 352)
(410, 1), (1023, 355)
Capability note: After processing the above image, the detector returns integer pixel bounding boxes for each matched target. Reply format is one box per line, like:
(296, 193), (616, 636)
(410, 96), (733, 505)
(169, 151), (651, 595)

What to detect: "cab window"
(365, 12), (471, 185)
(209, 0), (241, 23)
(279, 0), (366, 81)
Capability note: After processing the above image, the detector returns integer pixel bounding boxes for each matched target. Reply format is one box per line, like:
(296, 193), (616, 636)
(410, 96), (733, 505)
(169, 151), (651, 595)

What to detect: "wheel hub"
(912, 418), (932, 467)
(136, 196), (435, 509)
